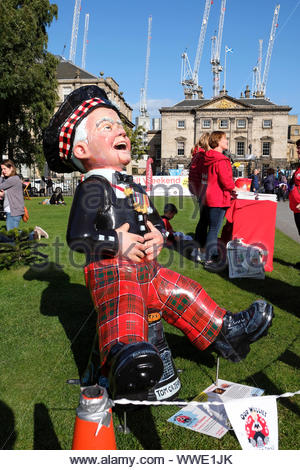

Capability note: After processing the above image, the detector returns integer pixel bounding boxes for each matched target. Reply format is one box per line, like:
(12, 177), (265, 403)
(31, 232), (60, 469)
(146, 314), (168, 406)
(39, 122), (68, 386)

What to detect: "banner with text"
(133, 175), (191, 196)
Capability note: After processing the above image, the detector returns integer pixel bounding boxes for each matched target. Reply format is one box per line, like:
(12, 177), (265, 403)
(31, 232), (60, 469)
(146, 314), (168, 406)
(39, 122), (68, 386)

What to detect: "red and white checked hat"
(43, 85), (120, 173)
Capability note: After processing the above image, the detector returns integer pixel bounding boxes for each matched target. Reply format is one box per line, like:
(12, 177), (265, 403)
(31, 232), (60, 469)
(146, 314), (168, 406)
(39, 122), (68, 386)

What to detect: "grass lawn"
(0, 195), (299, 450)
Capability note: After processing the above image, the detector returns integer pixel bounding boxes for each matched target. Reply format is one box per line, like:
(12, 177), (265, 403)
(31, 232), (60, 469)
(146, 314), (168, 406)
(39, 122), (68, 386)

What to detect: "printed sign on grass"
(224, 395), (278, 450)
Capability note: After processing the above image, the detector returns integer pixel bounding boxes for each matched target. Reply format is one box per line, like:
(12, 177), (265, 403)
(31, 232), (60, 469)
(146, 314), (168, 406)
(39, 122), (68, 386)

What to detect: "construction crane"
(261, 4), (280, 96)
(61, 44), (67, 58)
(252, 39), (263, 96)
(139, 15), (152, 117)
(210, 0), (227, 97)
(81, 13), (90, 69)
(69, 0), (81, 64)
(181, 0), (213, 98)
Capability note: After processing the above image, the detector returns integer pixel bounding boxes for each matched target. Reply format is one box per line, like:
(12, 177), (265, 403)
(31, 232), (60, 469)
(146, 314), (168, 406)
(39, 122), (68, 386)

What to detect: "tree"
(0, 227), (48, 270)
(124, 125), (149, 160)
(0, 0), (58, 170)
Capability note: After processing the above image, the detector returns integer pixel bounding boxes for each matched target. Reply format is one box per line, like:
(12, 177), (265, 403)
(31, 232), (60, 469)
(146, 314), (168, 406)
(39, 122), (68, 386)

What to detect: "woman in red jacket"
(289, 140), (300, 236)
(202, 131), (236, 271)
(189, 133), (210, 262)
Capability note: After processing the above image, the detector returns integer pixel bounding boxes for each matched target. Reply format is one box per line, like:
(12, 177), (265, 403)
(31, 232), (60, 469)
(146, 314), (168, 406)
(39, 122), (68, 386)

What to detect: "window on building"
(63, 87), (72, 101)
(262, 141), (271, 156)
(177, 120), (185, 129)
(236, 141), (245, 156)
(237, 119), (246, 129)
(220, 119), (228, 129)
(263, 119), (272, 128)
(202, 119), (211, 129)
(177, 141), (185, 156)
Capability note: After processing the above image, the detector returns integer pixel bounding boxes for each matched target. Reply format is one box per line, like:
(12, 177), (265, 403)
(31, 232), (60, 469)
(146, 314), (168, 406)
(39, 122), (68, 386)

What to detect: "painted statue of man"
(43, 86), (273, 399)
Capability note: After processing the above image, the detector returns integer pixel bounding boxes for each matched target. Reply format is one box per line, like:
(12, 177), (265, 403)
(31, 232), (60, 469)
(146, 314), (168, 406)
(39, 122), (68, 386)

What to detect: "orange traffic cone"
(72, 385), (117, 450)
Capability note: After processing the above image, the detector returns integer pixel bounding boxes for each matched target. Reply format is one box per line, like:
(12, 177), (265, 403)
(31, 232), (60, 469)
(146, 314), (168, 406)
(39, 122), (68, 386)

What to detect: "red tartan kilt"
(85, 257), (226, 366)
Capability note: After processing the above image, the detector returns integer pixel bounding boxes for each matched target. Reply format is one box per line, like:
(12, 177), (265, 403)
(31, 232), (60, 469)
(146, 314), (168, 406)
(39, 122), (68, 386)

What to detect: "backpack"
(22, 206), (29, 222)
(188, 152), (204, 197)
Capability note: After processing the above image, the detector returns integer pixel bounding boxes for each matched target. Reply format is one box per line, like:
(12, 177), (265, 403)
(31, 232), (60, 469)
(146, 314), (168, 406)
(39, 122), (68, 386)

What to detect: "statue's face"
(84, 107), (131, 170)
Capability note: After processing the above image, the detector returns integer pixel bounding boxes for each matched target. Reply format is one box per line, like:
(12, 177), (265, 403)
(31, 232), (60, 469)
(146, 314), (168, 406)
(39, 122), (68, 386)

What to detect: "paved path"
(276, 200), (299, 244)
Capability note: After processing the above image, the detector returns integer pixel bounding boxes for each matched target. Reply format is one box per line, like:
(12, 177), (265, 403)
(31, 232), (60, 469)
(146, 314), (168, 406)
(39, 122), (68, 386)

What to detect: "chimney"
(184, 89), (193, 100)
(244, 85), (251, 98)
(196, 86), (204, 99)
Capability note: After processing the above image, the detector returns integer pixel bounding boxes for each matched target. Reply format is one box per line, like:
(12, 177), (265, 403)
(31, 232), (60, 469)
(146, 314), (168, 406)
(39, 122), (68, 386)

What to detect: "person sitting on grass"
(161, 203), (193, 247)
(49, 187), (66, 205)
(0, 225), (48, 243)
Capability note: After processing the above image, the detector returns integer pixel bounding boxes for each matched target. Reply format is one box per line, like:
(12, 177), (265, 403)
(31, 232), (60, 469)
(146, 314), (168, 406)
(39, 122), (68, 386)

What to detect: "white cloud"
(130, 97), (175, 117)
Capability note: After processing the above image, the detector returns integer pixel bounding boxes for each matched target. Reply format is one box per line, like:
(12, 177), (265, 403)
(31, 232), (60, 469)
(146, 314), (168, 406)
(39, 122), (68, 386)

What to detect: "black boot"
(213, 300), (274, 362)
(107, 342), (164, 399)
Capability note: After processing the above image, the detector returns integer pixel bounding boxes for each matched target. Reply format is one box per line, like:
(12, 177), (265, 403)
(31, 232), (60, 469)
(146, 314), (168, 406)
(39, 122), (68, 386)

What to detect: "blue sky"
(47, 0), (300, 123)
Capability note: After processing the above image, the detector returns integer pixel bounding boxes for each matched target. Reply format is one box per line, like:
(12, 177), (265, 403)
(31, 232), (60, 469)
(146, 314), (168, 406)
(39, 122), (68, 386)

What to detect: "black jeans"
(206, 207), (227, 261)
(294, 213), (300, 236)
(195, 204), (209, 249)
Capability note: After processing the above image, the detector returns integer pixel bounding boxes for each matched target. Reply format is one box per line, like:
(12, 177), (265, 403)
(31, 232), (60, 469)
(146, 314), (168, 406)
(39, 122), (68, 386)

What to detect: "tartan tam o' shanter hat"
(43, 85), (120, 173)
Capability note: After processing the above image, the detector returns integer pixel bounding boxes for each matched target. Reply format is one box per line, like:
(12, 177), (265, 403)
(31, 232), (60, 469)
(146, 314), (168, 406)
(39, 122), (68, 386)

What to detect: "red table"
(221, 195), (277, 272)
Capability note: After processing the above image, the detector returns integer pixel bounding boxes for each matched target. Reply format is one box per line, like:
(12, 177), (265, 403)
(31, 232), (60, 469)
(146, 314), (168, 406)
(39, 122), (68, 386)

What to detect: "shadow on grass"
(278, 349), (300, 370)
(23, 262), (96, 379)
(0, 401), (17, 449)
(115, 405), (162, 450)
(165, 331), (216, 369)
(116, 333), (217, 449)
(273, 257), (300, 270)
(163, 238), (200, 264)
(244, 371), (300, 418)
(217, 268), (299, 319)
(34, 403), (61, 450)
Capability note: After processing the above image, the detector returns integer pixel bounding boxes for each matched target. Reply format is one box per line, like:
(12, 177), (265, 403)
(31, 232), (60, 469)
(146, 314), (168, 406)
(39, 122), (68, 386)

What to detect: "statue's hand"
(143, 221), (164, 261)
(116, 223), (145, 262)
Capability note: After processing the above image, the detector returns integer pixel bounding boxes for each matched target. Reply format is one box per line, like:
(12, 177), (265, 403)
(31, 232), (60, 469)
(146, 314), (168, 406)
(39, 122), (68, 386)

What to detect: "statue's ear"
(73, 141), (92, 161)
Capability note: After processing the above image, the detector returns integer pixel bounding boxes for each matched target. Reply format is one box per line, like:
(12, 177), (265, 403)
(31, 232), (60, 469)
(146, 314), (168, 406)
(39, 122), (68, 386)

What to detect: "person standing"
(277, 172), (288, 201)
(0, 160), (49, 239)
(189, 133), (210, 262)
(289, 139), (300, 237)
(0, 160), (25, 231)
(202, 131), (236, 271)
(42, 176), (53, 196)
(263, 168), (275, 194)
(250, 168), (260, 193)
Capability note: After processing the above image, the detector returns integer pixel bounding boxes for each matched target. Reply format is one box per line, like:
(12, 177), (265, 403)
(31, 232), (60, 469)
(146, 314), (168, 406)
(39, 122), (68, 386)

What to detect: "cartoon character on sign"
(176, 415), (192, 424)
(174, 413), (198, 427)
(245, 411), (269, 447)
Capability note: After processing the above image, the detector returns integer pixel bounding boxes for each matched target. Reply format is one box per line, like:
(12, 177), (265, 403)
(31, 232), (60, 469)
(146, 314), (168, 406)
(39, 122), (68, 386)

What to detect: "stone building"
(56, 58), (133, 126)
(40, 58), (134, 182)
(288, 114), (300, 168)
(152, 87), (292, 176)
(22, 59), (134, 186)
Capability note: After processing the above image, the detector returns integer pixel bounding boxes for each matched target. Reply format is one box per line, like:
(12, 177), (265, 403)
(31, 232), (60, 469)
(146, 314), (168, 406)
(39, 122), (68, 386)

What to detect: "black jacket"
(67, 175), (164, 263)
(263, 174), (275, 191)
